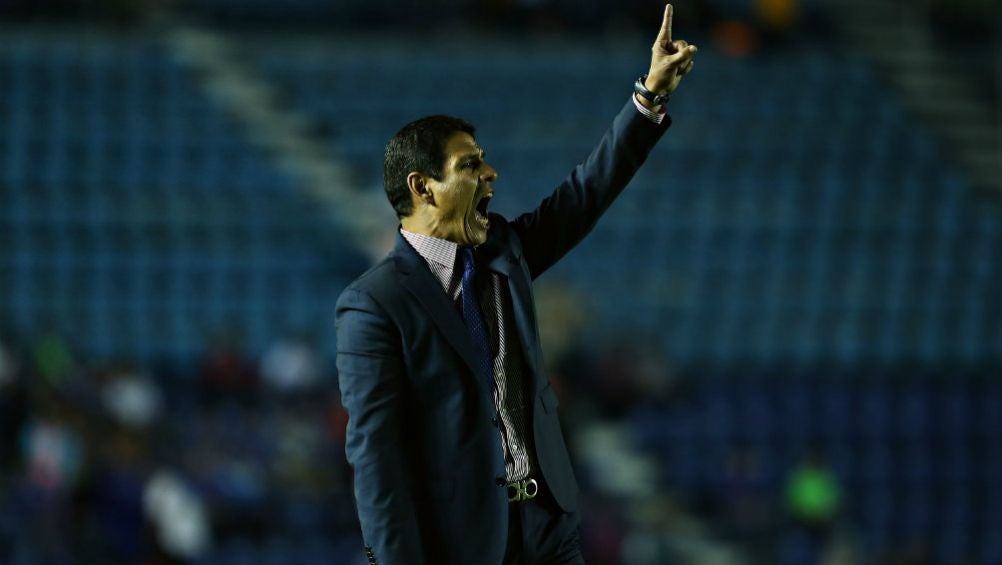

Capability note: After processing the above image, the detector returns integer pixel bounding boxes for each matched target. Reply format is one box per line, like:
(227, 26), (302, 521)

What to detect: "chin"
(465, 233), (487, 246)
(464, 225), (489, 246)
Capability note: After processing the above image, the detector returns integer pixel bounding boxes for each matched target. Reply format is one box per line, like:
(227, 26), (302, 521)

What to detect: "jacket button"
(490, 416), (499, 427)
(495, 476), (506, 486)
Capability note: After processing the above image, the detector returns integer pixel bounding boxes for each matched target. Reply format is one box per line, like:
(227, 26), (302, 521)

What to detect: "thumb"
(668, 42), (697, 64)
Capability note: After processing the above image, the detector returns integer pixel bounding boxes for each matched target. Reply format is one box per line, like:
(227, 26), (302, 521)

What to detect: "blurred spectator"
(0, 335), (27, 473)
(32, 329), (75, 388)
(144, 469), (212, 564)
(755, 0), (799, 39)
(0, 335), (19, 389)
(72, 360), (163, 562)
(580, 495), (628, 565)
(326, 393), (350, 454)
(259, 335), (323, 394)
(712, 19), (760, 57)
(100, 362), (163, 430)
(20, 391), (84, 495)
(13, 388), (88, 564)
(785, 451), (840, 528)
(268, 402), (331, 491)
(781, 450), (842, 565)
(582, 341), (678, 420)
(200, 330), (259, 406)
(89, 426), (153, 563)
(183, 404), (270, 543)
(535, 282), (587, 370)
(711, 0), (803, 56)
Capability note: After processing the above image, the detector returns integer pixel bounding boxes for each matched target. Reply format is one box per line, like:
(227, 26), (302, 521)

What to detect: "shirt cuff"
(632, 93), (667, 124)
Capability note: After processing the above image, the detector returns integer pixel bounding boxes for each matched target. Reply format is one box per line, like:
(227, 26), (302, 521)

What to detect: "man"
(335, 5), (697, 564)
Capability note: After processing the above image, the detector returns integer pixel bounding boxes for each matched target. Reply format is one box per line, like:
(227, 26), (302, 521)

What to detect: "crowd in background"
(11, 324), (985, 565)
(0, 328), (355, 564)
(1, 324), (926, 565)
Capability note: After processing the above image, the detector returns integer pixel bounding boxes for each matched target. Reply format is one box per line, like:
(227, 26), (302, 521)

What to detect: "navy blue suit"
(335, 99), (670, 565)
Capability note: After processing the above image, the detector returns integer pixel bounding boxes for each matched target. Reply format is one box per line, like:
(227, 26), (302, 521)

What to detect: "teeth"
(473, 193), (492, 228)
(474, 210), (489, 227)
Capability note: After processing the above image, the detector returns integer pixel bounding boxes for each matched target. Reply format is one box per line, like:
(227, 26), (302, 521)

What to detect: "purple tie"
(459, 247), (492, 381)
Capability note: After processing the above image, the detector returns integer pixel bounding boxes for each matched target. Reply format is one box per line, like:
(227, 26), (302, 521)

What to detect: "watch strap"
(634, 74), (670, 106)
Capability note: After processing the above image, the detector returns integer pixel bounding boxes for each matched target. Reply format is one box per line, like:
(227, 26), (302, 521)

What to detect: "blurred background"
(1, 0), (1000, 564)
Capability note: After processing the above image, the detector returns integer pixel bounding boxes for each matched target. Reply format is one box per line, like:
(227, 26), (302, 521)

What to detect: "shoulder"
(487, 212), (524, 256)
(336, 254), (397, 314)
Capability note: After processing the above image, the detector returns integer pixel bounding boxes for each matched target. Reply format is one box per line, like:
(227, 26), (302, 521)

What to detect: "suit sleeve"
(335, 287), (426, 565)
(510, 98), (671, 279)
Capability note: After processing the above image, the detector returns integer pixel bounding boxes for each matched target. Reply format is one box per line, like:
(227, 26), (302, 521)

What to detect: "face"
(425, 131), (498, 246)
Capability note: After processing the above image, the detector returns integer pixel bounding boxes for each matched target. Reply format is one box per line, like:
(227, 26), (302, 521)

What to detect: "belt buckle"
(506, 478), (538, 503)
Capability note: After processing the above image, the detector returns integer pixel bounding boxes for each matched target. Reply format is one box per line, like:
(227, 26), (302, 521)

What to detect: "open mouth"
(473, 193), (492, 228)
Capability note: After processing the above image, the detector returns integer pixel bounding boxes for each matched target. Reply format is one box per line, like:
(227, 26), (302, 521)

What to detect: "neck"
(401, 213), (431, 235)
(401, 211), (451, 241)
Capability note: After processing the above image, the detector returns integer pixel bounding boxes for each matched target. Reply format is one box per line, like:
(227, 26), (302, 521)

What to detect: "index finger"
(657, 3), (673, 46)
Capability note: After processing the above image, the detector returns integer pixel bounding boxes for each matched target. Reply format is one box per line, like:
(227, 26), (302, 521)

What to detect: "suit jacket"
(335, 99), (670, 565)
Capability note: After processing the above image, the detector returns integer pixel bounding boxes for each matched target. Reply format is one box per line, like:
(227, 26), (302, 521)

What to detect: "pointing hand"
(645, 3), (697, 97)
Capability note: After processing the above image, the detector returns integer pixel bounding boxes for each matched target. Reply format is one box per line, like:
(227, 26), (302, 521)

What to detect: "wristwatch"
(634, 74), (670, 106)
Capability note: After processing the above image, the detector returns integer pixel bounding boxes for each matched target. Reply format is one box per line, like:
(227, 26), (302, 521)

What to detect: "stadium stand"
(252, 36), (1002, 366)
(0, 31), (369, 362)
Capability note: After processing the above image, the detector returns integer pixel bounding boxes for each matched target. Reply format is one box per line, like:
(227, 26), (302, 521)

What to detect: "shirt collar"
(400, 228), (460, 271)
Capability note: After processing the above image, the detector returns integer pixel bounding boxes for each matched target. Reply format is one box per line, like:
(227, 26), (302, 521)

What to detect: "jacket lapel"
(481, 238), (542, 379)
(393, 234), (492, 386)
(394, 230), (542, 389)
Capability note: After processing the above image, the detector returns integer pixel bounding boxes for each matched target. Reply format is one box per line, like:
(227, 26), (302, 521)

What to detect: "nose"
(481, 162), (498, 183)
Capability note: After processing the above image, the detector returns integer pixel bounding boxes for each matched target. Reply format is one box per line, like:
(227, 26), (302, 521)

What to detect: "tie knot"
(460, 247), (477, 279)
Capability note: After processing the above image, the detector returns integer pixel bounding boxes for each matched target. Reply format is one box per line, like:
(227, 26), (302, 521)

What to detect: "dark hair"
(383, 115), (476, 218)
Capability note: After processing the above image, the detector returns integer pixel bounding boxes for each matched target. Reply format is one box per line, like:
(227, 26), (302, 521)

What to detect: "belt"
(506, 477), (539, 503)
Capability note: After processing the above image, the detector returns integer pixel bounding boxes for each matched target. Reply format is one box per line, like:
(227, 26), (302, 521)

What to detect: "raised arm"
(511, 4), (697, 279)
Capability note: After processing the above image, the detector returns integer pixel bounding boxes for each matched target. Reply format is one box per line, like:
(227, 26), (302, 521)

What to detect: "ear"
(406, 172), (435, 208)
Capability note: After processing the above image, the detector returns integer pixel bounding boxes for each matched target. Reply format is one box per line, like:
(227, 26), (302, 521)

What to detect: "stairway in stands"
(832, 0), (1001, 198)
(164, 24), (395, 259)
